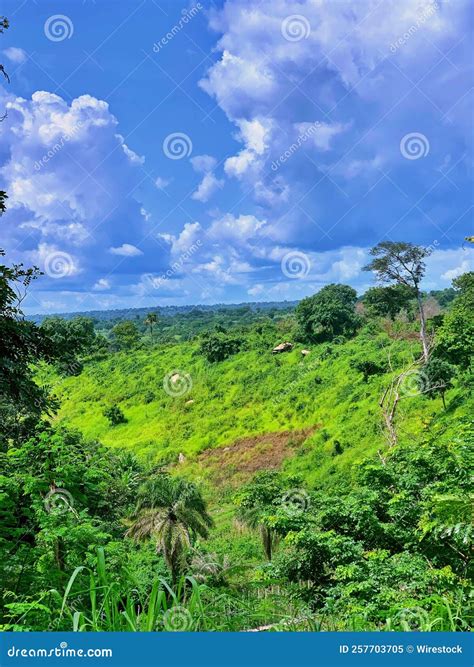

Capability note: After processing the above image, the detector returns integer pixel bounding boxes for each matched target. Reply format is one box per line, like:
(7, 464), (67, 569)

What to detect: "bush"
(144, 391), (155, 404)
(350, 359), (387, 383)
(420, 358), (456, 408)
(199, 332), (242, 363)
(103, 405), (127, 425)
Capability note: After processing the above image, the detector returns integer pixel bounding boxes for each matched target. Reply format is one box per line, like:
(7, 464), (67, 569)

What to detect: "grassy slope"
(37, 325), (468, 491)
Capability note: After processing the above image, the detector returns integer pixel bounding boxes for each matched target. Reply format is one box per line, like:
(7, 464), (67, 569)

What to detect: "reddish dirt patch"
(199, 427), (317, 486)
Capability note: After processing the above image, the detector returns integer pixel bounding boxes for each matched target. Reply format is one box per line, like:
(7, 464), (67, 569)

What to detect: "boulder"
(301, 349), (310, 356)
(272, 342), (293, 354)
(170, 373), (181, 384)
(185, 399), (195, 405)
(178, 452), (186, 464)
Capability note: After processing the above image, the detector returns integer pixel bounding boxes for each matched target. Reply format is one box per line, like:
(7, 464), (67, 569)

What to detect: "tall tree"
(296, 284), (359, 343)
(234, 472), (284, 561)
(112, 320), (140, 350)
(0, 251), (59, 446)
(126, 475), (213, 581)
(435, 272), (474, 370)
(364, 242), (432, 362)
(363, 284), (416, 320)
(144, 312), (157, 339)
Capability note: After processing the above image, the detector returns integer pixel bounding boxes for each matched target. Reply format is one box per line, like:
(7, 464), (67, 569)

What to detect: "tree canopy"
(296, 283), (359, 343)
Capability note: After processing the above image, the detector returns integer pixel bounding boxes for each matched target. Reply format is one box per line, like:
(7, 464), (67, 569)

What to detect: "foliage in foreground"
(1, 244), (472, 631)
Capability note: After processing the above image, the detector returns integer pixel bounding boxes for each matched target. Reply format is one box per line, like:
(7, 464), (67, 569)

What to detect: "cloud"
(331, 155), (384, 180)
(159, 221), (203, 257)
(2, 0), (471, 313)
(191, 154), (217, 173)
(93, 278), (111, 290)
(109, 243), (143, 257)
(118, 136), (145, 165)
(191, 172), (224, 202)
(441, 261), (470, 281)
(199, 0), (471, 250)
(0, 91), (145, 235)
(155, 176), (172, 189)
(190, 154), (224, 202)
(224, 117), (271, 179)
(140, 207), (151, 222)
(208, 213), (266, 244)
(0, 89), (163, 305)
(296, 121), (350, 152)
(3, 47), (27, 64)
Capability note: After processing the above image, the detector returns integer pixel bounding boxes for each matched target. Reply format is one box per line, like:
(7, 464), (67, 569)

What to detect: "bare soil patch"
(199, 427), (317, 486)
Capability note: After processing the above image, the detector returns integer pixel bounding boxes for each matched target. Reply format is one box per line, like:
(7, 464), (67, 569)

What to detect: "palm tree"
(190, 551), (244, 586)
(235, 508), (278, 561)
(144, 312), (157, 340)
(126, 475), (213, 582)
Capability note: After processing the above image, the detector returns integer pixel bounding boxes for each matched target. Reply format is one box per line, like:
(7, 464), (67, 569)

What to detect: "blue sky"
(0, 0), (473, 314)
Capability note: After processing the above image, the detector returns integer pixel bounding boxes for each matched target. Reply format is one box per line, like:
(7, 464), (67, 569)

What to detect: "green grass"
(36, 327), (468, 490)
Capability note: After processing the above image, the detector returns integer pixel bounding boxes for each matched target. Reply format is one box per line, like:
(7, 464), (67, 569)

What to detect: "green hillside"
(40, 326), (466, 489)
(3, 255), (473, 633)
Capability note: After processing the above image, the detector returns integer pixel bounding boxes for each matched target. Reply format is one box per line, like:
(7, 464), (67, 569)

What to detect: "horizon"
(26, 276), (454, 320)
(1, 0), (473, 315)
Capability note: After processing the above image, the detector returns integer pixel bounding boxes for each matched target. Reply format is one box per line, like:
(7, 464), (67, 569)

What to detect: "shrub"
(199, 332), (242, 362)
(103, 405), (127, 425)
(350, 359), (387, 382)
(143, 391), (155, 404)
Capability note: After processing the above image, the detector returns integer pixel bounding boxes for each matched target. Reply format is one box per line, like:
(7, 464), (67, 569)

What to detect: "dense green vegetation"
(1, 240), (472, 633)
